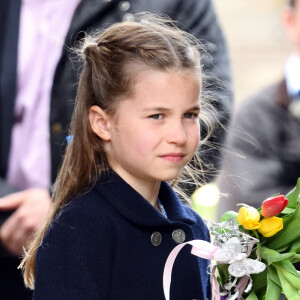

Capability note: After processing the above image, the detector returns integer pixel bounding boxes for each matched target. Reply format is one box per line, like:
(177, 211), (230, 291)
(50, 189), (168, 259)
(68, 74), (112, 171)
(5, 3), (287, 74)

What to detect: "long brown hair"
(21, 12), (216, 288)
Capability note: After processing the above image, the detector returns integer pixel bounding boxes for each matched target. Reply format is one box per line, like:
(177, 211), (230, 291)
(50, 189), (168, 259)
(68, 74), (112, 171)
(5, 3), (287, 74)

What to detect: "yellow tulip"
(258, 217), (283, 237)
(237, 206), (261, 230)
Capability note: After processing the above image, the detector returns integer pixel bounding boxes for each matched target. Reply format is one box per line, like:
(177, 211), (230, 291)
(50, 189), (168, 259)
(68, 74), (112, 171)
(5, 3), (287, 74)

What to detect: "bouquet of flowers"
(163, 178), (300, 300)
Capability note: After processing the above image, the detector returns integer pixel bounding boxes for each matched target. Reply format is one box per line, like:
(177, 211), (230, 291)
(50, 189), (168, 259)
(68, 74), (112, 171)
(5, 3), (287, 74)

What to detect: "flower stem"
(253, 230), (262, 259)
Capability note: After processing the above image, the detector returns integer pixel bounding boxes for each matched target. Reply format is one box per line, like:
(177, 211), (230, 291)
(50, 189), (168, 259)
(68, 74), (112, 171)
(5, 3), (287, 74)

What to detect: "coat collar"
(94, 170), (197, 227)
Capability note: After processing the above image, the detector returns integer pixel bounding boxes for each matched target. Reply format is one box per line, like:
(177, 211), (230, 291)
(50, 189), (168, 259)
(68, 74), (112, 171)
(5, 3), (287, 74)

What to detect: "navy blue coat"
(34, 171), (211, 299)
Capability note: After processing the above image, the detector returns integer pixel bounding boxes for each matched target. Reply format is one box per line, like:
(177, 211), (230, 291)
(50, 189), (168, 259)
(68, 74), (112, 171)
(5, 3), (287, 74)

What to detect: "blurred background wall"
(213, 0), (291, 104)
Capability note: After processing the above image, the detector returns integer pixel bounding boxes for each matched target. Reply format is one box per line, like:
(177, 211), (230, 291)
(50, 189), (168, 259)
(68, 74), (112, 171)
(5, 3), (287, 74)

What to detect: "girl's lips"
(160, 153), (184, 162)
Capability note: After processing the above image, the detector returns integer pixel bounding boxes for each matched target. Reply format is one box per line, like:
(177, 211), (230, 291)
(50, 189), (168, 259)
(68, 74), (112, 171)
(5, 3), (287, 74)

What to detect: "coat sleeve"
(33, 204), (114, 300)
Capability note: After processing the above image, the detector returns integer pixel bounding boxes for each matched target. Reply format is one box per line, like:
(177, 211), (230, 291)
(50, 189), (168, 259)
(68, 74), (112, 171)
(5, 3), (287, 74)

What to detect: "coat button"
(172, 229), (186, 244)
(119, 1), (130, 11)
(51, 122), (62, 134)
(151, 232), (162, 246)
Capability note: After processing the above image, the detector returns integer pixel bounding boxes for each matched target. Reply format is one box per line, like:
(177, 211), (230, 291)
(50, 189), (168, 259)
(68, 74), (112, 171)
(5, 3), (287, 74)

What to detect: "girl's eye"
(183, 112), (198, 119)
(149, 114), (163, 120)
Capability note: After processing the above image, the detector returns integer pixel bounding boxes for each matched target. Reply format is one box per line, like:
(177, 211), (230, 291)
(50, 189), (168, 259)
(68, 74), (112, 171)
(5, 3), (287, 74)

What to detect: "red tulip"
(261, 195), (288, 218)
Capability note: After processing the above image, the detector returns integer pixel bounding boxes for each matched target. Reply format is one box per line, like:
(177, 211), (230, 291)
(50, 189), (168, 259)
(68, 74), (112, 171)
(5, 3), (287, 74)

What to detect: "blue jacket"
(34, 171), (212, 299)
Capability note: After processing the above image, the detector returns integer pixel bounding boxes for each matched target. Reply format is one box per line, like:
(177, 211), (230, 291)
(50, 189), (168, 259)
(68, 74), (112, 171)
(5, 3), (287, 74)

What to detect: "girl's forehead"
(115, 69), (200, 109)
(126, 61), (200, 82)
(132, 68), (200, 90)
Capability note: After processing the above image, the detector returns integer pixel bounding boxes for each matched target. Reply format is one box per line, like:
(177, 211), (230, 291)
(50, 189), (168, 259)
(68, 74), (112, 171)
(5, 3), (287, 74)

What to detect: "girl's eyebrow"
(142, 105), (200, 112)
(187, 105), (200, 111)
(142, 107), (172, 112)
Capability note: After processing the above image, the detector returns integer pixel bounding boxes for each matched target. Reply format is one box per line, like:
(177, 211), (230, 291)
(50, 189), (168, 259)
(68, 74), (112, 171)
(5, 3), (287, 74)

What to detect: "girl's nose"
(166, 120), (187, 145)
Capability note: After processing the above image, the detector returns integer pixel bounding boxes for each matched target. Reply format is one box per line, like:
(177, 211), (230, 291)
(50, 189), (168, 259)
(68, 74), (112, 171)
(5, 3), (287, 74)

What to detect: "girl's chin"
(156, 172), (182, 182)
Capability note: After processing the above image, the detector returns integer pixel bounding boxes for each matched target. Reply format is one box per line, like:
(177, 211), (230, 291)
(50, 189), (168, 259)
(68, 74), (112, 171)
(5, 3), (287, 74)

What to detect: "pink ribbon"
(163, 240), (220, 300)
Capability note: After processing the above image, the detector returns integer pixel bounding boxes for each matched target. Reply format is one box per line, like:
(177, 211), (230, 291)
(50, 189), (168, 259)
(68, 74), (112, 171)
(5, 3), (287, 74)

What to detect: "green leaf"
(236, 203), (251, 207)
(291, 254), (300, 265)
(288, 238), (300, 254)
(276, 267), (300, 300)
(265, 268), (282, 300)
(220, 211), (238, 223)
(217, 264), (229, 288)
(251, 269), (267, 292)
(281, 269), (300, 290)
(281, 207), (295, 215)
(274, 245), (289, 253)
(271, 193), (281, 197)
(286, 178), (300, 209)
(266, 219), (300, 250)
(245, 291), (259, 300)
(266, 206), (300, 250)
(274, 260), (300, 289)
(274, 259), (299, 277)
(268, 265), (281, 287)
(260, 247), (296, 265)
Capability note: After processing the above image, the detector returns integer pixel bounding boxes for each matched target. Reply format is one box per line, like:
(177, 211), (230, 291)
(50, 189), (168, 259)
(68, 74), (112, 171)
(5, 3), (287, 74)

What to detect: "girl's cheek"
(191, 125), (200, 144)
(188, 130), (200, 154)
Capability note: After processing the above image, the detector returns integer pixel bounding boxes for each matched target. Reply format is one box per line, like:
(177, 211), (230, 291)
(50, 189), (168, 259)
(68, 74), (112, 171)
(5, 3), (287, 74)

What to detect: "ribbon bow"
(163, 240), (219, 300)
(163, 238), (266, 300)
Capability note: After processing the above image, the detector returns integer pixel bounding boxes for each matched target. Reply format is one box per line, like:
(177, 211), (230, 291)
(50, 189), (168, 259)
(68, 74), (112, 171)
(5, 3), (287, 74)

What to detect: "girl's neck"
(112, 168), (161, 207)
(134, 179), (160, 206)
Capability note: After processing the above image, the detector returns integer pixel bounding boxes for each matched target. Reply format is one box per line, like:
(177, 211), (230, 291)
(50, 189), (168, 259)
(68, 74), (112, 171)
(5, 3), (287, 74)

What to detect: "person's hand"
(0, 188), (52, 256)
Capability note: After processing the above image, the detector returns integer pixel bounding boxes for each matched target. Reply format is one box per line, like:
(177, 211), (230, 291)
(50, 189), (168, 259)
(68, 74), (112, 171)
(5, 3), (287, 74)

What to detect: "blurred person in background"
(0, 0), (232, 299)
(217, 0), (300, 218)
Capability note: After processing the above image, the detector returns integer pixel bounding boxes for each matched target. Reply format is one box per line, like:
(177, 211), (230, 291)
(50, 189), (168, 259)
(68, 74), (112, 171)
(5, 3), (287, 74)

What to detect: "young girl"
(22, 13), (214, 300)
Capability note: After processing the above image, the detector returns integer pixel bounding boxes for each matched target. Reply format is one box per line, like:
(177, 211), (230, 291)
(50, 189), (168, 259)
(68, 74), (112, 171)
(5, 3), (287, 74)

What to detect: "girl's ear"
(89, 105), (111, 141)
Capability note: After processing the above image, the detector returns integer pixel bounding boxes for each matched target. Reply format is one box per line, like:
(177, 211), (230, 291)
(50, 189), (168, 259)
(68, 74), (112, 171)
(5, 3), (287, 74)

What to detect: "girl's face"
(105, 69), (200, 189)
